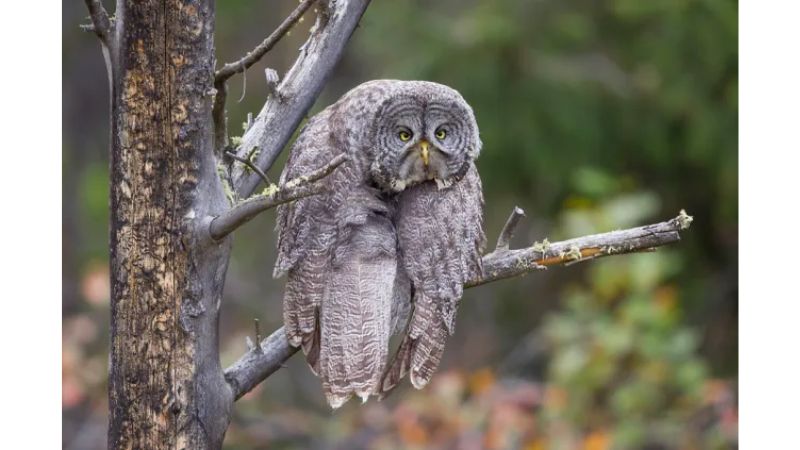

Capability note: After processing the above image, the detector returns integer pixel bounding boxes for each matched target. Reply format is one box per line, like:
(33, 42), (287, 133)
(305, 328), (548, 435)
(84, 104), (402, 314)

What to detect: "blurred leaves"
(537, 203), (735, 449)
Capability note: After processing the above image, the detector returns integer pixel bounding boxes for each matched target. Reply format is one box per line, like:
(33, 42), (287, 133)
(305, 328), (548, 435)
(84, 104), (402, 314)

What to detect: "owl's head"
(367, 81), (481, 192)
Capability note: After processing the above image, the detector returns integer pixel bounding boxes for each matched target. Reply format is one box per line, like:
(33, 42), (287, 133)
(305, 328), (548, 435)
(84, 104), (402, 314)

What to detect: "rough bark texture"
(108, 1), (233, 448)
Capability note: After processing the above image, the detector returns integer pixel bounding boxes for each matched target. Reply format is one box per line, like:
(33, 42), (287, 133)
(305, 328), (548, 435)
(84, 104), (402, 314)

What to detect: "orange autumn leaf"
(654, 285), (677, 313)
(544, 386), (568, 410)
(524, 438), (546, 450)
(583, 430), (610, 450)
(394, 407), (429, 446)
(469, 367), (496, 395)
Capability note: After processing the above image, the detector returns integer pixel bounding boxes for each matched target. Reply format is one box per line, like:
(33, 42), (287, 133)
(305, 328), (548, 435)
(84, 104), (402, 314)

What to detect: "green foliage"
(537, 200), (734, 449)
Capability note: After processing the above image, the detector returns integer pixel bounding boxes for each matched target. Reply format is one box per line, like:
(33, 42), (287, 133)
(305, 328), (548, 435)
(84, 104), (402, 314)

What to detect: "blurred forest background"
(63, 0), (737, 448)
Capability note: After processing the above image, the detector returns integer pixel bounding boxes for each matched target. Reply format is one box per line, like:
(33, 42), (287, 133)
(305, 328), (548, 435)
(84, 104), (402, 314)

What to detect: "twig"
(208, 154), (347, 240)
(246, 112), (254, 131)
(214, 0), (317, 84)
(495, 206), (525, 251)
(237, 64), (248, 103)
(83, 0), (112, 46)
(223, 210), (694, 400)
(212, 0), (316, 152)
(225, 150), (272, 187)
(231, 0), (372, 198)
(254, 319), (262, 354)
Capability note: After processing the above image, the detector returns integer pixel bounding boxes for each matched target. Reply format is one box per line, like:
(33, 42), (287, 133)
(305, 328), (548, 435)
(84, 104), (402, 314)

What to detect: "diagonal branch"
(223, 210), (694, 400)
(226, 327), (295, 400)
(209, 154), (347, 240)
(212, 0), (318, 150)
(82, 0), (112, 46)
(232, 0), (372, 198)
(215, 0), (317, 85)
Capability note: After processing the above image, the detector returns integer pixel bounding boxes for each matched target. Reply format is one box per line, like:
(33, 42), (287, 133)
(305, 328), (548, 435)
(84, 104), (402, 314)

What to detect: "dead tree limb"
(208, 154), (347, 240)
(469, 210), (693, 287)
(231, 0), (372, 197)
(224, 210), (694, 400)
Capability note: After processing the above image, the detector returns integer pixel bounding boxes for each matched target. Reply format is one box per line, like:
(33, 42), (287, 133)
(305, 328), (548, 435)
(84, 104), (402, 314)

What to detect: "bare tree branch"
(470, 210), (693, 287)
(223, 210), (694, 400)
(83, 0), (112, 46)
(226, 326), (296, 400)
(232, 0), (372, 198)
(215, 0), (317, 85)
(212, 81), (229, 152)
(209, 154), (347, 240)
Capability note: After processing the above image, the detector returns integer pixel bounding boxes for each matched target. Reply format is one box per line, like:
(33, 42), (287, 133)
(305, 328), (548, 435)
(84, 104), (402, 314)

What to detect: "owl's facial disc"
(369, 87), (480, 192)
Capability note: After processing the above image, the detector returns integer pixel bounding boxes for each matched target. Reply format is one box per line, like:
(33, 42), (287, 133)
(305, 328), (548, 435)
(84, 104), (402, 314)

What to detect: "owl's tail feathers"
(301, 311), (322, 375)
(380, 333), (414, 396)
(283, 266), (325, 374)
(409, 316), (448, 389)
(379, 319), (449, 393)
(317, 250), (396, 409)
(380, 294), (451, 395)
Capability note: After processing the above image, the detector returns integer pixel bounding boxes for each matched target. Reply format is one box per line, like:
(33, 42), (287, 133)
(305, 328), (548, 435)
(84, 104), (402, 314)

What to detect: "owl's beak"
(419, 140), (430, 167)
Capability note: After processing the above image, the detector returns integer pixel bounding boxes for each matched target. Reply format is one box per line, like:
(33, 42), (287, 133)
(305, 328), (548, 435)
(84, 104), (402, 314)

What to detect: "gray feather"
(382, 163), (485, 392)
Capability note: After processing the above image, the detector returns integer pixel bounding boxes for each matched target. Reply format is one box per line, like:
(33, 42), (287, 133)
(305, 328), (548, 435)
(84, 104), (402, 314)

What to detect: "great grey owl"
(274, 80), (485, 408)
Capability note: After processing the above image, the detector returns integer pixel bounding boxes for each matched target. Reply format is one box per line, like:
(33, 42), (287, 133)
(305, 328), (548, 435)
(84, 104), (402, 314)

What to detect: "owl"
(274, 80), (485, 408)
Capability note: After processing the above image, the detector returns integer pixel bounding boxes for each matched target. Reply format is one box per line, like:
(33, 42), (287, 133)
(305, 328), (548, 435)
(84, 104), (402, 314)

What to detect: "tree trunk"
(107, 1), (233, 448)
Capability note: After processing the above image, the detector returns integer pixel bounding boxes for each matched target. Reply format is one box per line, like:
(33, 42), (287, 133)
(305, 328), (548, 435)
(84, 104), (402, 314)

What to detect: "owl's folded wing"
(274, 110), (350, 369)
(382, 164), (485, 393)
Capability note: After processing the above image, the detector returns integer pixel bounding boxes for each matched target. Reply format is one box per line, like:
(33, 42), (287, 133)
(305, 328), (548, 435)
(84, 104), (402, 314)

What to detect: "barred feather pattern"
(320, 199), (398, 407)
(381, 164), (485, 393)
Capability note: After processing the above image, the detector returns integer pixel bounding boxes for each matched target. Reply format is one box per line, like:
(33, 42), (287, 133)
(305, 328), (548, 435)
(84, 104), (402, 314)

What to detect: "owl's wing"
(381, 164), (485, 394)
(275, 110), (346, 369)
(276, 111), (404, 407)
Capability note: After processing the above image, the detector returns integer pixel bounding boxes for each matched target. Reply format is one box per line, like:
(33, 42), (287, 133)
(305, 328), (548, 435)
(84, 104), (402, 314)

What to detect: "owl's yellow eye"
(398, 130), (412, 142)
(435, 128), (447, 140)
